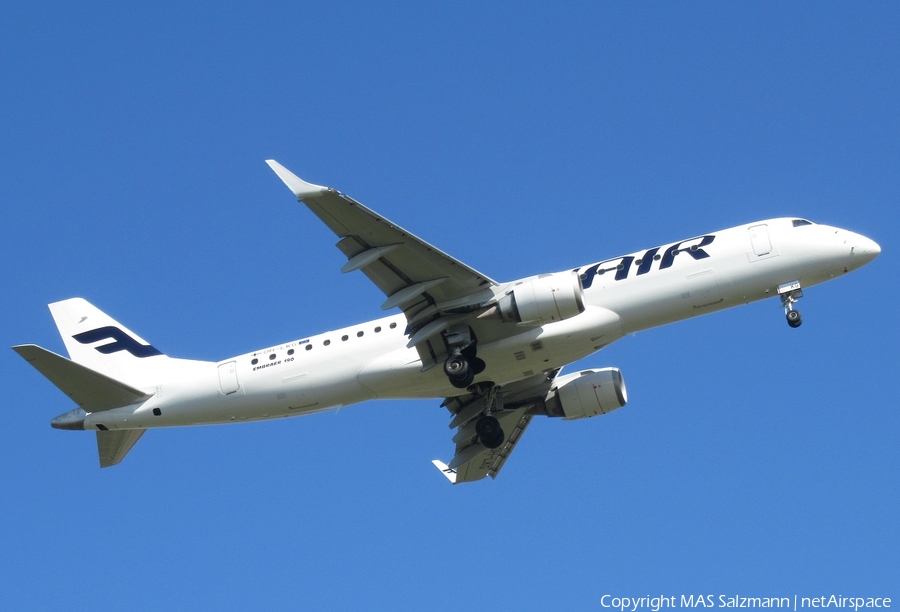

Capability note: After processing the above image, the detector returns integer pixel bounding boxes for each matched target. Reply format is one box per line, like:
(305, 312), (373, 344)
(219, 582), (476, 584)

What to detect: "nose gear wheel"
(778, 281), (804, 328)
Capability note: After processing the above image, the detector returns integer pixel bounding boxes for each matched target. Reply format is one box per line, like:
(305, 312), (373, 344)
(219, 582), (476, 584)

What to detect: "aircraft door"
(218, 361), (240, 395)
(749, 224), (772, 256)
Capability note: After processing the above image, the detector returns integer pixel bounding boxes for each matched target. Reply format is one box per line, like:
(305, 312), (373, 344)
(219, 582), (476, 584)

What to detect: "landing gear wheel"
(779, 281), (804, 329)
(444, 355), (474, 389)
(475, 415), (505, 449)
(452, 370), (475, 389)
(444, 354), (469, 377)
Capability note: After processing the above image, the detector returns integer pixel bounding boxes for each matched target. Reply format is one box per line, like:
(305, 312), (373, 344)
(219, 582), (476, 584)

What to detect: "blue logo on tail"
(72, 326), (163, 358)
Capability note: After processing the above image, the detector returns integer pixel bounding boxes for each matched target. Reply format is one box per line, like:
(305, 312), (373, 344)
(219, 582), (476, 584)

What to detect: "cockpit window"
(792, 219), (813, 227)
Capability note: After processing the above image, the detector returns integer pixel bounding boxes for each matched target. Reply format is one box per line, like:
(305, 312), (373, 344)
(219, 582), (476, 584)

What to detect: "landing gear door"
(218, 361), (240, 395)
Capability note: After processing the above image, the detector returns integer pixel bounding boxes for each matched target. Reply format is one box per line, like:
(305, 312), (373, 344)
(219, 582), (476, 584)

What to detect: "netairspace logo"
(600, 596), (892, 612)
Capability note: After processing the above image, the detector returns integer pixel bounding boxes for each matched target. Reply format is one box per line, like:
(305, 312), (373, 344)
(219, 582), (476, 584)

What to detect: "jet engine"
(497, 271), (585, 325)
(543, 368), (627, 420)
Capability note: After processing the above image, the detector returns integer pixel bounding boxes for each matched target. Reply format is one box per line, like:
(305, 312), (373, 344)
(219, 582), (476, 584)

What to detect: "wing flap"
(435, 370), (562, 484)
(13, 344), (152, 412)
(438, 409), (534, 483)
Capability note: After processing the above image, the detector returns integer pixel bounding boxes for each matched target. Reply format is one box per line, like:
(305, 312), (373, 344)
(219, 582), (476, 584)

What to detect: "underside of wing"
(435, 369), (562, 484)
(267, 160), (495, 303)
(267, 160), (501, 368)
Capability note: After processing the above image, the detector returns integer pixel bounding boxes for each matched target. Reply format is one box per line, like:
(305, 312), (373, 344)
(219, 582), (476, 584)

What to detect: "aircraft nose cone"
(854, 235), (881, 264)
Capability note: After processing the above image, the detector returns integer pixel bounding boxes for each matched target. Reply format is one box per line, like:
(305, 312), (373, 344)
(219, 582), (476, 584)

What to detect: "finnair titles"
(13, 161), (880, 483)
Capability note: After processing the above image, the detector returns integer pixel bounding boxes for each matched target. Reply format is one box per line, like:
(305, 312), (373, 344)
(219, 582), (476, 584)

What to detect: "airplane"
(13, 160), (881, 483)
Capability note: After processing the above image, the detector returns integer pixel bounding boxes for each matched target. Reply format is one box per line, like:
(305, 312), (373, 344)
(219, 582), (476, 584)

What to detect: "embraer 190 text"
(14, 161), (881, 483)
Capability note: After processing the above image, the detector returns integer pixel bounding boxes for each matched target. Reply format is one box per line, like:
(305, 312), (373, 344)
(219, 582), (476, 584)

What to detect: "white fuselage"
(81, 218), (879, 432)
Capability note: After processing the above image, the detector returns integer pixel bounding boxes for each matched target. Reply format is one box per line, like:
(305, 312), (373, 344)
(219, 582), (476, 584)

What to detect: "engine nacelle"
(497, 271), (585, 325)
(544, 368), (628, 420)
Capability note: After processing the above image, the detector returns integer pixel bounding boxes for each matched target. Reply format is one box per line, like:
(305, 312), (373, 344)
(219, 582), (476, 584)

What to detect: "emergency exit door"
(218, 361), (240, 395)
(749, 224), (772, 256)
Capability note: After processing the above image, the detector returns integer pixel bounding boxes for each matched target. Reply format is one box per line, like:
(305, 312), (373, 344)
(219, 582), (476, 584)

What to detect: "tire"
(476, 415), (505, 449)
(445, 355), (474, 388)
(786, 310), (802, 328)
(444, 355), (469, 378)
(449, 369), (475, 389)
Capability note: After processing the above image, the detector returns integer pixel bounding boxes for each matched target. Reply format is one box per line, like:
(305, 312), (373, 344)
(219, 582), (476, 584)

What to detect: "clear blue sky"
(2, 2), (896, 610)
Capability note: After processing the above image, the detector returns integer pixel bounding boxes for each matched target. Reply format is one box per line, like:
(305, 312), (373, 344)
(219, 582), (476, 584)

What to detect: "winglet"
(265, 159), (329, 200)
(431, 460), (458, 484)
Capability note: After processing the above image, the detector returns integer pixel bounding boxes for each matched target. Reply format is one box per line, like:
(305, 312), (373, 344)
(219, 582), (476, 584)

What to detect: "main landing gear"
(441, 325), (503, 448)
(778, 280), (803, 328)
(442, 326), (486, 389)
(472, 383), (505, 449)
(444, 354), (474, 388)
(475, 414), (504, 449)
(443, 350), (487, 388)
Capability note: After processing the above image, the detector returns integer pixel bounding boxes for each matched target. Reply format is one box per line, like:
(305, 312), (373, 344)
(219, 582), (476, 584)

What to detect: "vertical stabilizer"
(48, 298), (169, 383)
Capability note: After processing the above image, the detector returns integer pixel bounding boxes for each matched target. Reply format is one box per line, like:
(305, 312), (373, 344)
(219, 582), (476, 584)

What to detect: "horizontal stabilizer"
(97, 429), (145, 467)
(13, 344), (152, 412)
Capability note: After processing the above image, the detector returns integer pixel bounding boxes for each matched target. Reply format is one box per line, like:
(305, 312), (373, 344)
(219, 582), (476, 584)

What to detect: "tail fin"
(13, 343), (154, 468)
(48, 298), (170, 384)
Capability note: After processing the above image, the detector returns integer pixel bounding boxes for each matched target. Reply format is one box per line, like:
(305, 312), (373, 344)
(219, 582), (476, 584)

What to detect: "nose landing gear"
(778, 280), (803, 328)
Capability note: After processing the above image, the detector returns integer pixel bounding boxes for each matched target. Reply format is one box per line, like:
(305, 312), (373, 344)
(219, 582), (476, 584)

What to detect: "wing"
(267, 160), (496, 309)
(433, 369), (561, 484)
(267, 160), (500, 368)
